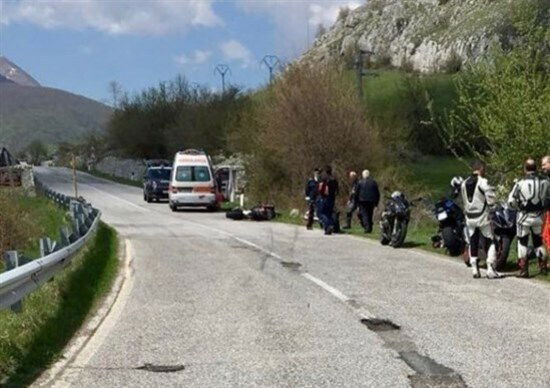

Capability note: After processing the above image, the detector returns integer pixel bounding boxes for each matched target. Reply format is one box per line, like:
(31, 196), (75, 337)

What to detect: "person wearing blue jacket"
(318, 165), (339, 235)
(305, 168), (320, 230)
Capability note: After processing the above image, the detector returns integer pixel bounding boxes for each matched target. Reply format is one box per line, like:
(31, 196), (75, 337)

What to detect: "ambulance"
(168, 149), (219, 211)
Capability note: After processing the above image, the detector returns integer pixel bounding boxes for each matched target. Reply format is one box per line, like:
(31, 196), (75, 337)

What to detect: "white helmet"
(391, 191), (402, 199)
(450, 176), (464, 188)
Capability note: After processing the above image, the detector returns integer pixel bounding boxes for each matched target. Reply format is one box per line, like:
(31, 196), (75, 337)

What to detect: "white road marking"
(301, 273), (350, 303)
(47, 240), (136, 388)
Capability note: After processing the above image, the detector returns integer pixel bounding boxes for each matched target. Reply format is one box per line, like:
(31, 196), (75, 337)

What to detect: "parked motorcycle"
(491, 204), (516, 271)
(380, 191), (417, 248)
(431, 197), (467, 257)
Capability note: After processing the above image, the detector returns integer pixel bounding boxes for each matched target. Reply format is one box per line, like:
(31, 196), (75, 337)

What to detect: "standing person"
(508, 158), (550, 277)
(356, 170), (380, 234)
(456, 161), (500, 279)
(343, 171), (360, 229)
(542, 156), (550, 259)
(305, 168), (320, 230)
(318, 165), (339, 235)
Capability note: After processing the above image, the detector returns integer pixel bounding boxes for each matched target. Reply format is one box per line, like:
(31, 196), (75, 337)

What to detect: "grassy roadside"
(0, 223), (120, 386)
(0, 191), (69, 273)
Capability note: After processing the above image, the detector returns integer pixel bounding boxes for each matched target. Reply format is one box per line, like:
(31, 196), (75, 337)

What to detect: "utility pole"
(214, 64), (231, 93)
(71, 153), (78, 198)
(355, 49), (374, 99)
(261, 55), (281, 84)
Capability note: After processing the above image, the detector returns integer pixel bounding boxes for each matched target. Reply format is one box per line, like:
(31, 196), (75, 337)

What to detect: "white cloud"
(220, 39), (254, 68)
(1, 0), (222, 35)
(237, 1), (362, 57)
(175, 50), (212, 65)
(309, 2), (361, 28)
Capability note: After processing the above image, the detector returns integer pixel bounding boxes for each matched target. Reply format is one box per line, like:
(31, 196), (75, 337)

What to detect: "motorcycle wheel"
(495, 234), (512, 271)
(380, 220), (390, 245)
(442, 226), (464, 257)
(391, 221), (408, 248)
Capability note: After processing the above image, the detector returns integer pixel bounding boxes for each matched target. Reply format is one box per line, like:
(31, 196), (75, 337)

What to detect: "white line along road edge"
(33, 239), (136, 388)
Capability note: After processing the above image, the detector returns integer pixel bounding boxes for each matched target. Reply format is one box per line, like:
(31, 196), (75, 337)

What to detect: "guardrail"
(0, 180), (101, 312)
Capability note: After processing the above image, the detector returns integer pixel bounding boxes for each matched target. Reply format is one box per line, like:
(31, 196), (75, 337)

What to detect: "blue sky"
(0, 0), (361, 103)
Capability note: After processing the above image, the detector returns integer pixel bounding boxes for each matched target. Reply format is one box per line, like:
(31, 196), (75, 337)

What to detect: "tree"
(106, 75), (246, 159)
(108, 80), (124, 108)
(438, 0), (549, 184)
(229, 64), (385, 207)
(25, 140), (49, 165)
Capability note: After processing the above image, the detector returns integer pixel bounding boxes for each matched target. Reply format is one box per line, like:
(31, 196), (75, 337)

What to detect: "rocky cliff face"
(302, 0), (516, 72)
(0, 56), (41, 86)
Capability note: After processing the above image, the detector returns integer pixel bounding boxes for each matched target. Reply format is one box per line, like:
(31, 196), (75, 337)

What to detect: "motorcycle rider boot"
(470, 257), (480, 278)
(538, 258), (548, 275)
(486, 245), (502, 279)
(535, 247), (548, 275)
(517, 257), (529, 278)
(486, 263), (501, 279)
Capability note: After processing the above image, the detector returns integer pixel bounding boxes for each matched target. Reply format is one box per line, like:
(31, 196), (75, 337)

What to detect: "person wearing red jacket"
(542, 156), (550, 256)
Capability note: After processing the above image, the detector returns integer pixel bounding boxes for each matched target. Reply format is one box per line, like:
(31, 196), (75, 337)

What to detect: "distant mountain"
(0, 57), (112, 152)
(0, 74), (15, 84)
(0, 56), (41, 87)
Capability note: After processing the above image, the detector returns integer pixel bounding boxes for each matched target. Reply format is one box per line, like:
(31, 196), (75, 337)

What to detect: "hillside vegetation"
(0, 83), (111, 152)
(304, 0), (542, 73)
(103, 77), (247, 159)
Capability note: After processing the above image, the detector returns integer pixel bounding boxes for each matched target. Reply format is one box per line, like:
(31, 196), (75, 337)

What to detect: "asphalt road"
(35, 167), (549, 388)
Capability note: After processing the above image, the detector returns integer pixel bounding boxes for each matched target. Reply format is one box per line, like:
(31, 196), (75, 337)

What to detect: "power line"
(261, 55), (281, 84)
(355, 49), (375, 99)
(214, 64), (231, 93)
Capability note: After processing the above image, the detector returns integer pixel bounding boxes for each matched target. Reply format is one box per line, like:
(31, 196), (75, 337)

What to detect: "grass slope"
(0, 190), (68, 273)
(0, 223), (119, 386)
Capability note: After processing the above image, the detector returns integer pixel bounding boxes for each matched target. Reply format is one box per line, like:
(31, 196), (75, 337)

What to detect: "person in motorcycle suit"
(343, 171), (361, 229)
(305, 168), (321, 230)
(542, 156), (550, 259)
(451, 161), (500, 279)
(508, 158), (550, 277)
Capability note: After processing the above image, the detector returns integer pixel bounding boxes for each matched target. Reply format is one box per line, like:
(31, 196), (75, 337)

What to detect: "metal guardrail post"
(60, 227), (71, 247)
(4, 252), (22, 312)
(4, 251), (19, 270)
(40, 238), (51, 257)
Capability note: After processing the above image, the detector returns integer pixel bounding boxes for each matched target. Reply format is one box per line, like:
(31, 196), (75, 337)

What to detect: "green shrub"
(230, 64), (385, 207)
(106, 76), (248, 159)
(439, 1), (549, 183)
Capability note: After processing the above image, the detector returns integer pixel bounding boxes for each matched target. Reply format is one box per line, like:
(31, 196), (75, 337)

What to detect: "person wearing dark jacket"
(344, 171), (360, 229)
(305, 168), (320, 230)
(356, 169), (380, 233)
(318, 165), (339, 235)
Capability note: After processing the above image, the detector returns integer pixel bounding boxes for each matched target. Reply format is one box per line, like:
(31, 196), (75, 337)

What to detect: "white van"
(168, 149), (219, 211)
